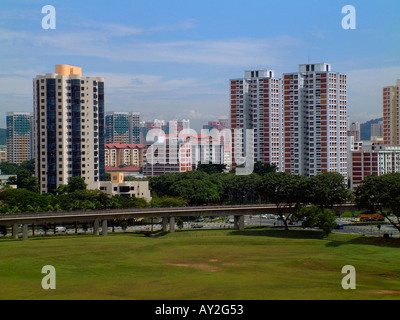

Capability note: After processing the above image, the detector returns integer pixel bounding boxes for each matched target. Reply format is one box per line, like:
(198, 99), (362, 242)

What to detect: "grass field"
(0, 229), (400, 300)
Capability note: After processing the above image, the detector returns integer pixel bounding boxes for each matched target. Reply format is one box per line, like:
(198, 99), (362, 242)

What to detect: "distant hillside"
(360, 118), (383, 141)
(0, 128), (6, 145)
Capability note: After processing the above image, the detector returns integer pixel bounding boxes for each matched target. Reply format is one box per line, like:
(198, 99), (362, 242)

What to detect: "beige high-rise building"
(33, 65), (105, 194)
(383, 80), (400, 146)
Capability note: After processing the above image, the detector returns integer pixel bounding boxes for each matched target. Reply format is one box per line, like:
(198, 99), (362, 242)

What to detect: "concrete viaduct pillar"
(12, 224), (19, 240)
(169, 217), (176, 233)
(94, 219), (100, 236)
(102, 220), (108, 236)
(234, 215), (245, 231)
(162, 217), (169, 232)
(22, 224), (28, 241)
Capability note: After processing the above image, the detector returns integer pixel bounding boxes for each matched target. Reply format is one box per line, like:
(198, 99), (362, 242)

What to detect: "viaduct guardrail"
(0, 203), (358, 240)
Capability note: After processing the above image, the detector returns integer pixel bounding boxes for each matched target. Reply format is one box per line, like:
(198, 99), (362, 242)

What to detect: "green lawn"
(0, 229), (400, 300)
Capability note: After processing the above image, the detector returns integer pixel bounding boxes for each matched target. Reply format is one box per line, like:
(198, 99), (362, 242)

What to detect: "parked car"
(55, 226), (66, 233)
(191, 224), (204, 229)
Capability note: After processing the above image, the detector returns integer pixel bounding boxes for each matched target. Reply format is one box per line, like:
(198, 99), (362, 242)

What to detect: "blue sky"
(0, 0), (399, 129)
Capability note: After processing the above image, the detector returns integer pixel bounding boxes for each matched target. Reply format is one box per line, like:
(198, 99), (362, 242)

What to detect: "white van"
(55, 226), (67, 233)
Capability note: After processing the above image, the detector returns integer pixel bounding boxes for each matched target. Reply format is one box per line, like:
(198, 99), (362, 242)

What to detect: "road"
(3, 215), (399, 238)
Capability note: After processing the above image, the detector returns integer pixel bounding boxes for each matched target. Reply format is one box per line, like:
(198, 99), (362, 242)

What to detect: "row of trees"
(149, 168), (351, 234)
(0, 159), (35, 175)
(150, 167), (400, 234)
(0, 176), (148, 214)
(2, 158), (400, 234)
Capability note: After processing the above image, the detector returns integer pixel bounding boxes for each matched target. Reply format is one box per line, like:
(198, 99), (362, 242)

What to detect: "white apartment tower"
(283, 63), (348, 180)
(230, 70), (283, 171)
(33, 65), (105, 194)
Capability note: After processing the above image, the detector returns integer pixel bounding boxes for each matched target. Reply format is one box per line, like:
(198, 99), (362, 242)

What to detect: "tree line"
(149, 163), (400, 234)
(149, 166), (351, 234)
(1, 160), (399, 235)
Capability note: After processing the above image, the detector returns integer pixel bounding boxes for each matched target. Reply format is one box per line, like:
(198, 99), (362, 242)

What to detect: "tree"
(197, 162), (227, 175)
(219, 173), (262, 204)
(176, 217), (185, 229)
(354, 174), (384, 214)
(19, 159), (35, 174)
(253, 161), (277, 176)
(295, 205), (337, 236)
(55, 189), (109, 211)
(68, 176), (87, 193)
(0, 188), (51, 213)
(0, 160), (35, 175)
(150, 196), (186, 208)
(307, 172), (351, 210)
(355, 173), (400, 232)
(0, 162), (19, 175)
(7, 169), (39, 193)
(261, 172), (308, 230)
(120, 221), (128, 232)
(149, 173), (179, 197)
(0, 225), (7, 237)
(171, 179), (220, 205)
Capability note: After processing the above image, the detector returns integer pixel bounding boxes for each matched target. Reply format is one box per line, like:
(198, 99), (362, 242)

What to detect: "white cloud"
(347, 65), (400, 123)
(2, 23), (303, 68)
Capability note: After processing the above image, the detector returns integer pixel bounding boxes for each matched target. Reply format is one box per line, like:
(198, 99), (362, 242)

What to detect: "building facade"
(105, 143), (145, 169)
(283, 63), (348, 180)
(6, 112), (34, 164)
(0, 146), (7, 163)
(202, 120), (232, 170)
(230, 70), (283, 171)
(383, 80), (400, 146)
(143, 133), (225, 177)
(349, 143), (400, 189)
(371, 121), (383, 140)
(105, 112), (141, 145)
(33, 64), (105, 194)
(88, 173), (152, 202)
(348, 122), (361, 142)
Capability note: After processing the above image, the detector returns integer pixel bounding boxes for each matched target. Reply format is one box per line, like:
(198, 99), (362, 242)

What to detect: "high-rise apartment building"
(143, 133), (225, 177)
(0, 146), (7, 163)
(6, 112), (34, 164)
(283, 63), (348, 180)
(348, 122), (361, 142)
(202, 120), (232, 170)
(105, 112), (140, 144)
(33, 65), (105, 194)
(230, 70), (283, 171)
(371, 121), (383, 140)
(383, 80), (400, 146)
